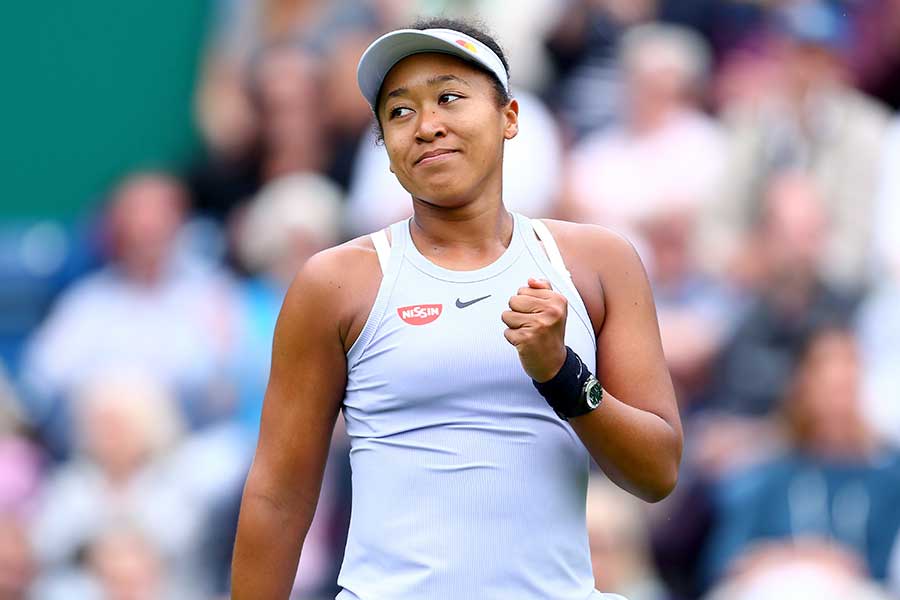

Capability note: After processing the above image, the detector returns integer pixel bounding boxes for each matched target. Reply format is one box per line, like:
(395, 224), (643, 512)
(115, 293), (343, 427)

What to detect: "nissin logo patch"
(397, 304), (442, 325)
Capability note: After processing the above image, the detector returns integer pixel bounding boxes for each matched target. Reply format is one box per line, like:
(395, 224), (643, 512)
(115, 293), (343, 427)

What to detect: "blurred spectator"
(872, 117), (900, 277)
(33, 526), (177, 600)
(29, 370), (210, 598)
(544, 0), (658, 141)
(320, 28), (384, 192)
(854, 118), (900, 448)
(563, 23), (724, 241)
(647, 468), (717, 600)
(857, 283), (900, 446)
(640, 213), (739, 414)
(192, 1), (406, 219)
(701, 326), (900, 590)
(656, 0), (768, 59)
(702, 170), (859, 420)
(0, 219), (94, 374)
(709, 28), (783, 113)
(231, 173), (343, 435)
(0, 515), (37, 600)
(432, 0), (564, 92)
(700, 0), (891, 289)
(345, 89), (564, 235)
(0, 369), (42, 600)
(655, 171), (863, 596)
(856, 266), (900, 449)
(703, 540), (894, 600)
(191, 41), (330, 219)
(198, 0), (410, 111)
(847, 0), (900, 109)
(0, 425), (43, 524)
(83, 527), (169, 600)
(249, 42), (330, 182)
(20, 172), (237, 437)
(719, 169), (841, 291)
(196, 0), (343, 160)
(586, 477), (671, 600)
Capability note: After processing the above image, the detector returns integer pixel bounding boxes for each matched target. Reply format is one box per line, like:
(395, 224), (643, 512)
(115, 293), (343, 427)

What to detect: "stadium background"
(1, 1), (899, 598)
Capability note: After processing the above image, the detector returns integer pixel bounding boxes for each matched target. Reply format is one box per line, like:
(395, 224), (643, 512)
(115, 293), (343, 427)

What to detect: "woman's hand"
(502, 278), (568, 382)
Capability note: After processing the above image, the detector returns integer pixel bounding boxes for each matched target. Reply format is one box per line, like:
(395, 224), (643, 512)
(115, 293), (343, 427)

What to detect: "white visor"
(356, 28), (509, 110)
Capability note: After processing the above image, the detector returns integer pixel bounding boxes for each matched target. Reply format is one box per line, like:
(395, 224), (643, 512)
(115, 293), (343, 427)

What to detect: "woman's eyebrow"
(425, 74), (470, 87)
(384, 74), (471, 100)
(385, 86), (409, 100)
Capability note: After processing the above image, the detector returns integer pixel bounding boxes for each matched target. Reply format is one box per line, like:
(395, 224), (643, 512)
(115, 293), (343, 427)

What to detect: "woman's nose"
(415, 109), (447, 141)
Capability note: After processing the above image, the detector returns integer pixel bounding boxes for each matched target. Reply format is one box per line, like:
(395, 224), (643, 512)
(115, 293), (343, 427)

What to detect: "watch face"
(585, 377), (602, 409)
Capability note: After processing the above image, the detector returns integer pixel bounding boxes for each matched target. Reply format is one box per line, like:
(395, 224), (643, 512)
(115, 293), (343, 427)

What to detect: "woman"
(232, 18), (682, 600)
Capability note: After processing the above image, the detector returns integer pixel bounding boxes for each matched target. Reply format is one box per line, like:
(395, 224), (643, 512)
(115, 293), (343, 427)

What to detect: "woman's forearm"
(231, 473), (317, 599)
(570, 390), (682, 502)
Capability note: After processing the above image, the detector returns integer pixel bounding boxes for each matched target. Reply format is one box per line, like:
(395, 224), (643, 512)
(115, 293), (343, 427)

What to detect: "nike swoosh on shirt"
(455, 295), (491, 309)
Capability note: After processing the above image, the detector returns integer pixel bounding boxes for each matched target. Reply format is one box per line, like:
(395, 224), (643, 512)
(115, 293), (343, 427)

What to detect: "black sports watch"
(557, 374), (602, 421)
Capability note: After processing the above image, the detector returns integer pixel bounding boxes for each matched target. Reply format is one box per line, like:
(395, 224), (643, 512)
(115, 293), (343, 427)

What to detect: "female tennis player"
(232, 18), (682, 600)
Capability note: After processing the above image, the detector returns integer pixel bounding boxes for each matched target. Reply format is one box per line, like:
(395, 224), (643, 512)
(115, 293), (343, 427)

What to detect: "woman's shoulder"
(280, 234), (384, 349)
(290, 235), (381, 292)
(537, 218), (646, 280)
(537, 218), (634, 248)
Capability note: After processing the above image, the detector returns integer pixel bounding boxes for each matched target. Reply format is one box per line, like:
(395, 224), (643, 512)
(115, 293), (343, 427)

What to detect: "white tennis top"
(335, 212), (606, 600)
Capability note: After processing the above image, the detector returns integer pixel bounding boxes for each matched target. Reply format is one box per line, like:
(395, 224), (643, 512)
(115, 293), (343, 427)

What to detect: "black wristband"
(532, 346), (599, 420)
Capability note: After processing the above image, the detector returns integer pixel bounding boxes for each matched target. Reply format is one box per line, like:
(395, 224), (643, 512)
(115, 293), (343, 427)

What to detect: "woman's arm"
(231, 250), (351, 599)
(504, 223), (682, 502)
(570, 231), (682, 502)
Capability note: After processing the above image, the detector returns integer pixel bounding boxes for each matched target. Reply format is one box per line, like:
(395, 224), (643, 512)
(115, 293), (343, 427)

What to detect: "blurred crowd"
(2, 0), (900, 599)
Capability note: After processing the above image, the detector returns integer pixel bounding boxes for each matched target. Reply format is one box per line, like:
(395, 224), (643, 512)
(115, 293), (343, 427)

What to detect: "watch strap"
(532, 346), (602, 420)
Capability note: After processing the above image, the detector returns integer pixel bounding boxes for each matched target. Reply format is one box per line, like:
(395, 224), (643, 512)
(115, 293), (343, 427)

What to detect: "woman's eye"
(389, 106), (413, 119)
(439, 93), (462, 104)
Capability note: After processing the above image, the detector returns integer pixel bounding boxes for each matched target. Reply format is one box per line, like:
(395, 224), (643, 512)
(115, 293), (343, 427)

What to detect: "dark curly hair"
(372, 17), (512, 144)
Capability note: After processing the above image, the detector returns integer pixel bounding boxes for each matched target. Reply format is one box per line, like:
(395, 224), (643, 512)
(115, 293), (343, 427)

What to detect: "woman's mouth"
(415, 149), (458, 166)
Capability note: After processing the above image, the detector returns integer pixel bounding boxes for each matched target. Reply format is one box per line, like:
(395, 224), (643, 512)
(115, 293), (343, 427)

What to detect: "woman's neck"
(408, 192), (513, 270)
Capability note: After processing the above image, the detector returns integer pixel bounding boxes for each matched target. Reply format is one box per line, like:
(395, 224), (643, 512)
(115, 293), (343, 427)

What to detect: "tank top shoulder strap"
(347, 221), (407, 367)
(517, 213), (596, 350)
(530, 218), (573, 283)
(370, 228), (391, 274)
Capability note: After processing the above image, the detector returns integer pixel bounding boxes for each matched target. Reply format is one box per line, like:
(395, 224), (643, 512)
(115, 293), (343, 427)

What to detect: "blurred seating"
(19, 172), (238, 440)
(586, 476), (672, 600)
(229, 172), (344, 436)
(703, 543), (895, 600)
(701, 326), (900, 592)
(563, 23), (724, 240)
(702, 170), (860, 419)
(26, 368), (245, 599)
(0, 220), (97, 375)
(698, 0), (892, 290)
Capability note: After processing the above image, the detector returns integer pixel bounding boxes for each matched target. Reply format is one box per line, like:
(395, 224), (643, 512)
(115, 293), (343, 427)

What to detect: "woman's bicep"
(595, 236), (680, 429)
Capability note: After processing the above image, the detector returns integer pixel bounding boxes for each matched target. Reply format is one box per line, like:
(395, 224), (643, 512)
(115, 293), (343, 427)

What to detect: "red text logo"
(397, 304), (442, 325)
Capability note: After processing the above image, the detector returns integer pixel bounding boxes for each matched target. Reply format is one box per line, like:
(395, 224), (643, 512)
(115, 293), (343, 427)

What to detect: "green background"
(1, 2), (210, 219)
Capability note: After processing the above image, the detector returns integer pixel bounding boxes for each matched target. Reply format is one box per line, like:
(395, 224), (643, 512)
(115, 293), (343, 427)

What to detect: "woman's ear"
(503, 98), (519, 140)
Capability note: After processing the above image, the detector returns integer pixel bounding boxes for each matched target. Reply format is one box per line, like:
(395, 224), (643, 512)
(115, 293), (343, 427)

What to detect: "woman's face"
(378, 53), (518, 208)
